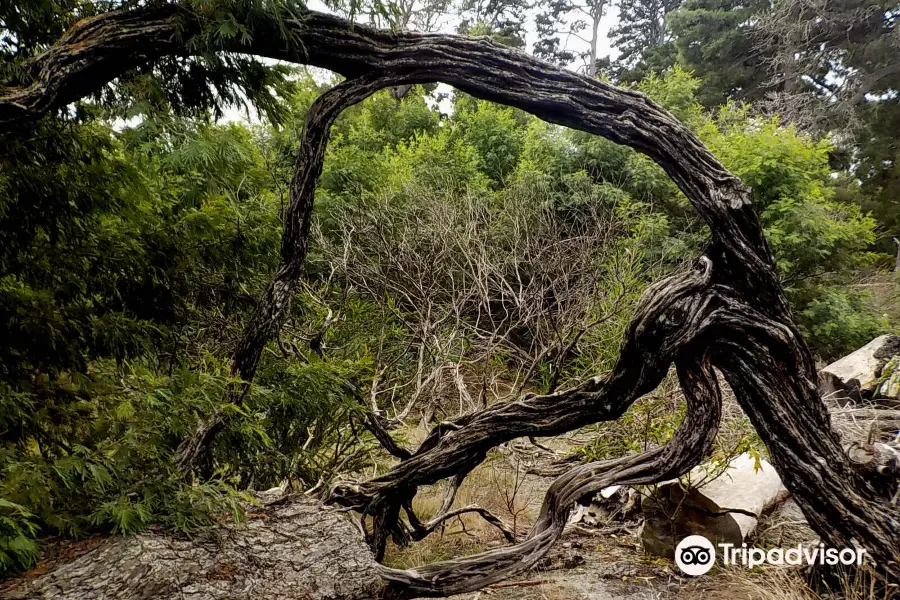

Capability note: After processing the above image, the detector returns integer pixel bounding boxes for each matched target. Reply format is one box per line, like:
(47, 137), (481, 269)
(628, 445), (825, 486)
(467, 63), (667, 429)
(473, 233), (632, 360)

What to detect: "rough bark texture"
(334, 258), (725, 559)
(3, 4), (899, 595)
(380, 334), (724, 597)
(0, 496), (383, 600)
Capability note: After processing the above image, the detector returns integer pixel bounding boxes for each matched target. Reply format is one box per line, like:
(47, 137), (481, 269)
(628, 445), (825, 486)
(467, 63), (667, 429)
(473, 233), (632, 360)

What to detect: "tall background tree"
(608, 0), (681, 81)
(754, 0), (900, 253)
(667, 0), (770, 106)
(457, 0), (531, 47)
(656, 0), (900, 252)
(534, 0), (609, 74)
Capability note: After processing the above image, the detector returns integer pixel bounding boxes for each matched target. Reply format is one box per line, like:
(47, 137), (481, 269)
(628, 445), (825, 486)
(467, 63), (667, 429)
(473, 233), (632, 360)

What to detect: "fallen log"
(640, 453), (788, 558)
(0, 496), (383, 600)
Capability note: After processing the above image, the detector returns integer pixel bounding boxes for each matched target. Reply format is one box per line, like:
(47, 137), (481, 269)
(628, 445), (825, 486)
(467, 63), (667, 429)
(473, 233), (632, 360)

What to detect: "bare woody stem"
(378, 325), (725, 598)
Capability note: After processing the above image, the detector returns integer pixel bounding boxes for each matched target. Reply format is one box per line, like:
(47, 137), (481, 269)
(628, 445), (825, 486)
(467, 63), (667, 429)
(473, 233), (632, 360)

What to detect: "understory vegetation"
(1, 0), (899, 581)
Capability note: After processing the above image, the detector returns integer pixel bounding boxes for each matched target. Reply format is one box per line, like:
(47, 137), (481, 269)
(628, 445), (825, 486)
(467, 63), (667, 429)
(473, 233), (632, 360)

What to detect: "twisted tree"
(2, 3), (897, 597)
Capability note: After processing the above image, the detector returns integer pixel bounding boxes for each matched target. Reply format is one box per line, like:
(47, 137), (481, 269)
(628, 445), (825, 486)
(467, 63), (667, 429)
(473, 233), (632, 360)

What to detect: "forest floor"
(380, 391), (838, 600)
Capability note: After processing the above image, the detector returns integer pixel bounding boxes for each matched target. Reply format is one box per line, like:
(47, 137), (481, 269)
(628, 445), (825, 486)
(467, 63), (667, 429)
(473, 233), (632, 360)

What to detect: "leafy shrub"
(1, 63), (892, 578)
(0, 500), (39, 574)
(798, 288), (888, 361)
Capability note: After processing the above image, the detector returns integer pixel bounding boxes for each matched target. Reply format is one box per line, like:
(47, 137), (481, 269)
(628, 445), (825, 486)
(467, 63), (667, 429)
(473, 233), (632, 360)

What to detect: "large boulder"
(818, 334), (900, 404)
(640, 454), (788, 558)
(0, 495), (383, 600)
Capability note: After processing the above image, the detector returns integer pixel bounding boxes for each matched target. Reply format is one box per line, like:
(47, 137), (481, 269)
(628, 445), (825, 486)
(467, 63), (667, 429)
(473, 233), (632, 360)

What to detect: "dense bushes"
(0, 112), (364, 571)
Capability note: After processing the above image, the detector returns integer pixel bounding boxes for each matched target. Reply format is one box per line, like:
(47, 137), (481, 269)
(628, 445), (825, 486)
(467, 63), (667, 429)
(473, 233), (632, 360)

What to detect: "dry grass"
(859, 270), (900, 327)
(676, 567), (818, 600)
(372, 340), (899, 598)
(809, 563), (900, 600)
(753, 500), (817, 550)
(381, 448), (546, 569)
(674, 563), (900, 600)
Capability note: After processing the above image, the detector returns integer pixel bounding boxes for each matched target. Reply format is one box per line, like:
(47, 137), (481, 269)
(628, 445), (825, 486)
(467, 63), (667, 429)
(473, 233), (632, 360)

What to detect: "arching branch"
(3, 5), (773, 300)
(328, 258), (721, 558)
(379, 347), (723, 598)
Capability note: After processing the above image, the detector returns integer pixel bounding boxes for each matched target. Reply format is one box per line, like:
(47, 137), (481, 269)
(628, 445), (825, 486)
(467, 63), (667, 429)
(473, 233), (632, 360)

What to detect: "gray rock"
(640, 454), (787, 558)
(755, 498), (817, 548)
(572, 485), (640, 527)
(818, 334), (900, 403)
(1, 496), (382, 600)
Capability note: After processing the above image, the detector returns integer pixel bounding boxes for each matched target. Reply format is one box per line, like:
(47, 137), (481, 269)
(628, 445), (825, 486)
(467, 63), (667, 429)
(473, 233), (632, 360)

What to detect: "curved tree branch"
(328, 257), (720, 510)
(379, 346), (723, 598)
(175, 72), (401, 473)
(3, 4), (774, 300)
(710, 294), (900, 566)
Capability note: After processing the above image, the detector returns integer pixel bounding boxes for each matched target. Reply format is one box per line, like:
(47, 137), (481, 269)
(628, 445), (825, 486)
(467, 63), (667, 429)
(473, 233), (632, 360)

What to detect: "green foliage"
(660, 0), (900, 266)
(617, 69), (886, 358)
(636, 66), (703, 125)
(668, 0), (769, 107)
(220, 353), (372, 487)
(0, 500), (39, 573)
(697, 103), (886, 357)
(573, 386), (687, 462)
(854, 101), (900, 253)
(453, 100), (524, 184)
(1, 359), (248, 538)
(798, 288), (888, 362)
(387, 126), (489, 194)
(0, 110), (364, 575)
(2, 0), (299, 124)
(358, 89), (442, 147)
(608, 0), (681, 83)
(456, 0), (530, 48)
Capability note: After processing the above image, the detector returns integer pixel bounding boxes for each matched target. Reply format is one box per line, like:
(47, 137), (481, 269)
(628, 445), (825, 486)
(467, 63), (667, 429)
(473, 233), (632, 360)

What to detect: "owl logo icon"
(675, 535), (716, 575)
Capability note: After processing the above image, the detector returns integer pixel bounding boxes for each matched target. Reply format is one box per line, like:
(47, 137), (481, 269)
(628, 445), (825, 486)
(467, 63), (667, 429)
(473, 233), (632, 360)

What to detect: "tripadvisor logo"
(675, 535), (716, 575)
(675, 535), (867, 576)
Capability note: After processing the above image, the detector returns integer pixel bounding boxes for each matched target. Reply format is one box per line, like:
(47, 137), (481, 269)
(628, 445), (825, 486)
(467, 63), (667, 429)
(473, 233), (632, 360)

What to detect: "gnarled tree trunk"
(2, 5), (898, 596)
